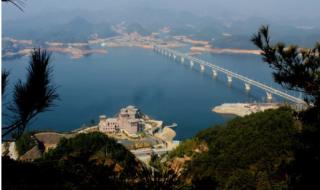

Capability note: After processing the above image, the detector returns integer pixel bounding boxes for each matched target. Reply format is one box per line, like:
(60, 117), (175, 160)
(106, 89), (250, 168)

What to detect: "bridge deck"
(154, 46), (307, 106)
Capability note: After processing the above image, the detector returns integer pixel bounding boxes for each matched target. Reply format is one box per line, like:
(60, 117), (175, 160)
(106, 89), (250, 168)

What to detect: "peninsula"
(3, 30), (262, 60)
(212, 103), (281, 117)
(2, 105), (179, 164)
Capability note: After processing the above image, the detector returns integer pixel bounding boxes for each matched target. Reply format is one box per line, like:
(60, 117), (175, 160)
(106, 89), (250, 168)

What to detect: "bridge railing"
(154, 46), (308, 107)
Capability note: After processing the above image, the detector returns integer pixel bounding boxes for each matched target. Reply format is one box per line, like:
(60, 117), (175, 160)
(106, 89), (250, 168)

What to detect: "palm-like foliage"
(2, 48), (58, 138)
(251, 25), (320, 107)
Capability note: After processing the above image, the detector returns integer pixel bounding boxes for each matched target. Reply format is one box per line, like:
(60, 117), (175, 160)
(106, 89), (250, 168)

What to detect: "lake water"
(2, 48), (289, 139)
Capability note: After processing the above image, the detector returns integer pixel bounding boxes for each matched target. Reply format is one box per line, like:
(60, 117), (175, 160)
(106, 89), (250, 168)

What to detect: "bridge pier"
(181, 57), (185, 63)
(266, 92), (273, 101)
(227, 75), (232, 83)
(245, 83), (251, 91)
(200, 64), (205, 72)
(153, 47), (307, 107)
(190, 61), (194, 67)
(212, 70), (218, 77)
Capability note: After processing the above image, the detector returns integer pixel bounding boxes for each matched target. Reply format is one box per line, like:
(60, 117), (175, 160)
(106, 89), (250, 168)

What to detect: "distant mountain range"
(3, 9), (320, 48)
(125, 22), (151, 36)
(3, 17), (117, 43)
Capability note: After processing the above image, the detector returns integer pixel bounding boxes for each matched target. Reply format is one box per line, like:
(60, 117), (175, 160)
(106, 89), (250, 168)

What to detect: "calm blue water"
(2, 48), (285, 139)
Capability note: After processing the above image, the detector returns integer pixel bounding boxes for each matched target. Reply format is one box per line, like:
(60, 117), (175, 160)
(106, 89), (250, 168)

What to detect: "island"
(3, 25), (263, 60)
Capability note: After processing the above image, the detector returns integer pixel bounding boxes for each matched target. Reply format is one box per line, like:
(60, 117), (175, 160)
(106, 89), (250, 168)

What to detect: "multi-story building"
(98, 115), (119, 133)
(98, 105), (144, 135)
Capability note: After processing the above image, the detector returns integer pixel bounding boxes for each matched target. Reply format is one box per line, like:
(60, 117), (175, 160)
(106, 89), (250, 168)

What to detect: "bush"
(15, 132), (36, 156)
(168, 139), (200, 158)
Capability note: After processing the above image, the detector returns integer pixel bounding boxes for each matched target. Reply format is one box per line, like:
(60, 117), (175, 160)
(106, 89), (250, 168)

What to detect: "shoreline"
(190, 46), (262, 55)
(3, 34), (263, 60)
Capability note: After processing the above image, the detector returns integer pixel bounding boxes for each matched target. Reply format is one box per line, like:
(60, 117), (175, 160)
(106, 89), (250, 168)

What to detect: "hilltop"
(166, 108), (302, 189)
(3, 132), (141, 189)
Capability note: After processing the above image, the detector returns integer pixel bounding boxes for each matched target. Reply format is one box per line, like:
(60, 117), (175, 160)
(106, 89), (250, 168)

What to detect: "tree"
(3, 133), (136, 190)
(251, 25), (320, 108)
(252, 26), (320, 190)
(136, 165), (185, 190)
(182, 108), (297, 189)
(2, 49), (59, 138)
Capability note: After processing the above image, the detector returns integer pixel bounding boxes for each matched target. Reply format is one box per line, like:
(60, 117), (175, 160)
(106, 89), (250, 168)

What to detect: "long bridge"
(153, 45), (308, 109)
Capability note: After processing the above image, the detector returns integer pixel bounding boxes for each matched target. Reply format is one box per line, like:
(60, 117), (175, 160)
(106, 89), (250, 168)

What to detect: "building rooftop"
(120, 105), (140, 116)
(99, 115), (107, 119)
(106, 118), (118, 122)
(127, 118), (142, 123)
(127, 105), (136, 109)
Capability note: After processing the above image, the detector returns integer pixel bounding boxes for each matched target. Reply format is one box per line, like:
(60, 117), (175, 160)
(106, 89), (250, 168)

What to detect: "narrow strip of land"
(212, 103), (280, 117)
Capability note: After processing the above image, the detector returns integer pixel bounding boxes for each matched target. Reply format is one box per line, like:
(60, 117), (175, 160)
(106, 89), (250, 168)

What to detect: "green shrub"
(15, 132), (36, 156)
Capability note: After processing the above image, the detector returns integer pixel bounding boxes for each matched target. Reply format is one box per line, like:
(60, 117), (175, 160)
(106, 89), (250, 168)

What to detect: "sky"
(2, 0), (320, 23)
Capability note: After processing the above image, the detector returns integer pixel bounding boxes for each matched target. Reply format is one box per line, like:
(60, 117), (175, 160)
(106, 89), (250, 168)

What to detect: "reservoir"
(2, 47), (288, 139)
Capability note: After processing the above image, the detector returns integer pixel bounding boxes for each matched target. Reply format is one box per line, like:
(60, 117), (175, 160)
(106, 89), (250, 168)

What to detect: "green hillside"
(170, 108), (300, 189)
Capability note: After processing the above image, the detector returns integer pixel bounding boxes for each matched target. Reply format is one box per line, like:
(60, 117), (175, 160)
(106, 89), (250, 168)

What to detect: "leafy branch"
(251, 25), (320, 107)
(2, 49), (59, 138)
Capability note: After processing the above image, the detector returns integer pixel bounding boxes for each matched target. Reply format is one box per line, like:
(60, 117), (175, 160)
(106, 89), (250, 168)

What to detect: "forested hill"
(169, 108), (301, 189)
(3, 132), (141, 189)
(3, 107), (319, 189)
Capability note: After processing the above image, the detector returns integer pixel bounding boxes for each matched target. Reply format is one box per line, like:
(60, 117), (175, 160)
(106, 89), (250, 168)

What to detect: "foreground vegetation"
(2, 2), (319, 187)
(170, 108), (297, 189)
(14, 132), (37, 156)
(3, 132), (184, 190)
(4, 132), (136, 189)
(5, 106), (318, 190)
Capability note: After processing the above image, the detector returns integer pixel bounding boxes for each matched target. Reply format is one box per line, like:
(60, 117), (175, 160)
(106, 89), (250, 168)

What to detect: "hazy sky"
(3, 0), (320, 22)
